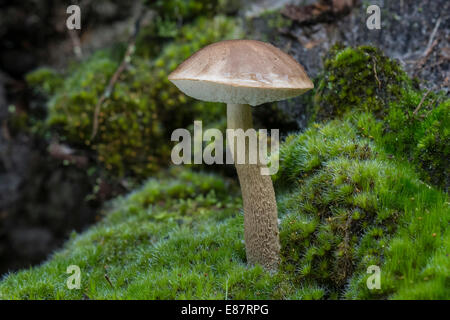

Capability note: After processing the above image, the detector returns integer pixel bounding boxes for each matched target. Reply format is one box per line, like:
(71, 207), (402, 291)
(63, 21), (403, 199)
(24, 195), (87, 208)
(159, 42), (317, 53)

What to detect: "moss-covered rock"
(137, 0), (242, 56)
(26, 67), (63, 96)
(275, 114), (449, 299)
(312, 45), (449, 189)
(313, 45), (409, 121)
(376, 93), (449, 189)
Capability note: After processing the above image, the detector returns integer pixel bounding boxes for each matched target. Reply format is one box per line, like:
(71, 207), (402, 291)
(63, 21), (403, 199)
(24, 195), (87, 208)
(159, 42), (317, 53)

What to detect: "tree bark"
(226, 103), (280, 271)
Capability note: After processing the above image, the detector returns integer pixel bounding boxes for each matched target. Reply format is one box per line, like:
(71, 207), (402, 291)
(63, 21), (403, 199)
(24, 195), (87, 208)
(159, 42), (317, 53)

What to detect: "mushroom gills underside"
(170, 79), (311, 106)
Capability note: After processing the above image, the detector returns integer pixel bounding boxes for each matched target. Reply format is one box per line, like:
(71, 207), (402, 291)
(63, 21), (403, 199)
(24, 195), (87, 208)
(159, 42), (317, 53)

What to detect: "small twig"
(426, 58), (446, 70)
(372, 57), (381, 89)
(90, 11), (145, 140)
(413, 89), (431, 115)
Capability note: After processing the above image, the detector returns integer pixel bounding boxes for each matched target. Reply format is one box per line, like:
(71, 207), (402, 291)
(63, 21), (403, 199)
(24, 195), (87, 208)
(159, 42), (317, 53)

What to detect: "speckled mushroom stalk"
(227, 103), (280, 270)
(168, 39), (313, 271)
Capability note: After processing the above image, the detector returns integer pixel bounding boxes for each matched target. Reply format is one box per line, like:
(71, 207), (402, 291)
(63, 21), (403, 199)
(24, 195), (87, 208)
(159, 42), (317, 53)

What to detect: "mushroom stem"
(226, 103), (280, 271)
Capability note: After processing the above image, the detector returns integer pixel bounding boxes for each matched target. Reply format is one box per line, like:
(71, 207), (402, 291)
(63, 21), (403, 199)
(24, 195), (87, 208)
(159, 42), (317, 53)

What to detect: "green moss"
(26, 67), (64, 96)
(144, 0), (241, 22)
(313, 45), (409, 121)
(258, 9), (292, 30)
(313, 45), (449, 189)
(381, 94), (449, 189)
(0, 168), (291, 300)
(1, 115), (448, 300)
(28, 16), (242, 179)
(275, 115), (449, 299)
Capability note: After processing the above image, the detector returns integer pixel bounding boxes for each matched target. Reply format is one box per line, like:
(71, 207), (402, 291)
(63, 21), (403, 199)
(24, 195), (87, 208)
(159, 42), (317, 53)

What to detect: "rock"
(249, 0), (449, 129)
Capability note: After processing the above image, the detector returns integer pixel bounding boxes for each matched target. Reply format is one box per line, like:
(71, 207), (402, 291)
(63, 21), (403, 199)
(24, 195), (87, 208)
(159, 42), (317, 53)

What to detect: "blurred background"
(0, 0), (448, 275)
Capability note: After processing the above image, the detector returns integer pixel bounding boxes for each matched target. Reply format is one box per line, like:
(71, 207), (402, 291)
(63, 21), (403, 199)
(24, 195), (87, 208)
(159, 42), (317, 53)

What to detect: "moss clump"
(28, 16), (242, 179)
(313, 45), (449, 189)
(0, 168), (284, 300)
(313, 45), (409, 121)
(275, 114), (449, 299)
(44, 51), (168, 176)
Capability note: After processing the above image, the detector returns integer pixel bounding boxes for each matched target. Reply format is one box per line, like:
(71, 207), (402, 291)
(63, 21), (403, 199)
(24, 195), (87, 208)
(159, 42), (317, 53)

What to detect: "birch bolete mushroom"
(168, 39), (313, 271)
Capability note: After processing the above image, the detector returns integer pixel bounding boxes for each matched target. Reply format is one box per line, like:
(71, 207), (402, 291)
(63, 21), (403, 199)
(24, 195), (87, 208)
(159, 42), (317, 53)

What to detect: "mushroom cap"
(168, 39), (314, 106)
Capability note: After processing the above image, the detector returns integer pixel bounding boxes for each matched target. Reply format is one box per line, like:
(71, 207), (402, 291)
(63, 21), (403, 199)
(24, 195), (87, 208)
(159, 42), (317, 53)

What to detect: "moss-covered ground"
(1, 113), (448, 299)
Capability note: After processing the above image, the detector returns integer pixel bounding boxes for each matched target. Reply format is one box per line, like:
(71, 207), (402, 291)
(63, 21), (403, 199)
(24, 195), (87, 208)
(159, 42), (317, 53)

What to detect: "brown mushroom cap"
(168, 39), (314, 106)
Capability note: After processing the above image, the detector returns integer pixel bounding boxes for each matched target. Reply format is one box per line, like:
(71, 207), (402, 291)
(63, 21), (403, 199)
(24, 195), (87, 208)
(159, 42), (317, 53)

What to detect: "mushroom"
(168, 39), (313, 271)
